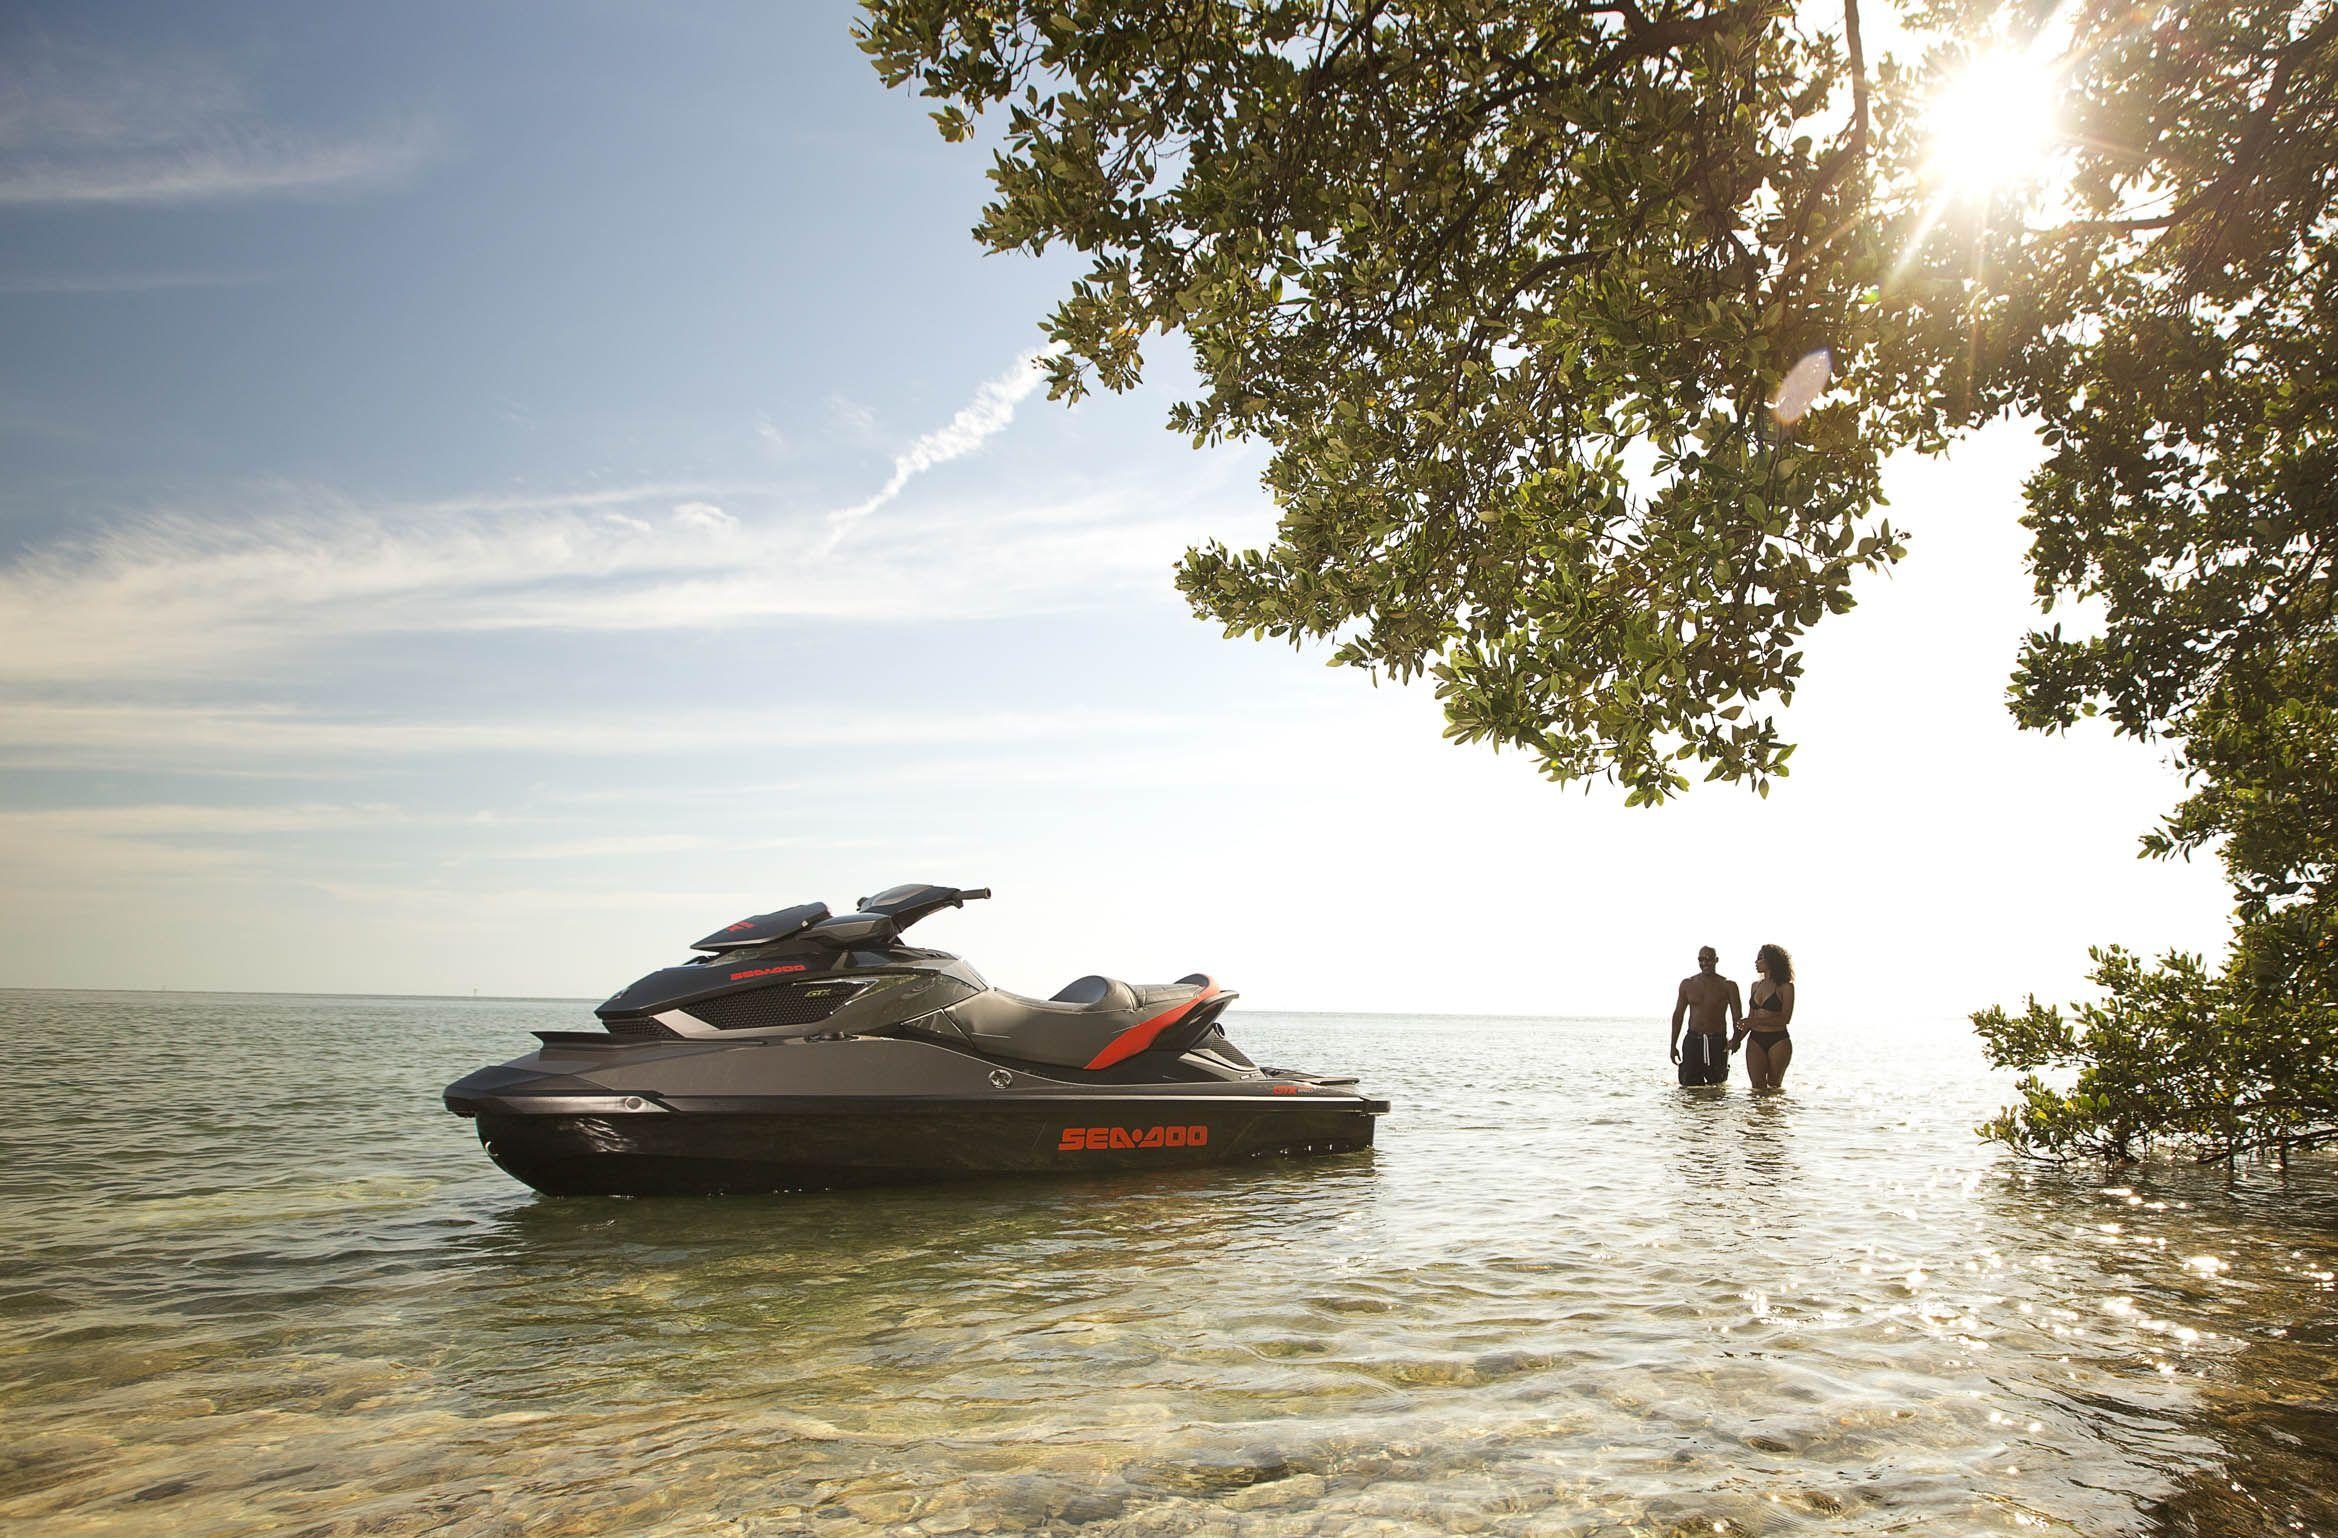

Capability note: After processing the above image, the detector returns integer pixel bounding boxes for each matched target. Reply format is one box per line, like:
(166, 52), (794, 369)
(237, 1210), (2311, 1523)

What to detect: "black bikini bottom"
(1746, 1029), (1790, 1047)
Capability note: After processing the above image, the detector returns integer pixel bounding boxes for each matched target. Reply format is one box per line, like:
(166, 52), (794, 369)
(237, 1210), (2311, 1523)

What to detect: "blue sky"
(0, 3), (2232, 1017)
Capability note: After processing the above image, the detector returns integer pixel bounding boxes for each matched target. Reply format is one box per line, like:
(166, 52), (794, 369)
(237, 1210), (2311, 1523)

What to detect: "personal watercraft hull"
(465, 1094), (1382, 1196)
(444, 882), (1391, 1197)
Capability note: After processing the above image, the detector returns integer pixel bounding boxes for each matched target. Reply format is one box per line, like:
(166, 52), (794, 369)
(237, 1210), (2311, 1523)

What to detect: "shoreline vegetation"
(859, 0), (2337, 1172)
(1978, 946), (2338, 1170)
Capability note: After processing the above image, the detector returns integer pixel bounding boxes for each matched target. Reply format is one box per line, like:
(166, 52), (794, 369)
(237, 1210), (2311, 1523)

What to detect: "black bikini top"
(1749, 983), (1784, 1016)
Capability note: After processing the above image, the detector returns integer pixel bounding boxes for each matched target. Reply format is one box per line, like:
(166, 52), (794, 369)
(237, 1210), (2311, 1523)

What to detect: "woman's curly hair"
(1756, 943), (1794, 984)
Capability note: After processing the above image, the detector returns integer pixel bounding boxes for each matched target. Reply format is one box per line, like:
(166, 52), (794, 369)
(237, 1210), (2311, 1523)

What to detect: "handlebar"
(959, 887), (992, 902)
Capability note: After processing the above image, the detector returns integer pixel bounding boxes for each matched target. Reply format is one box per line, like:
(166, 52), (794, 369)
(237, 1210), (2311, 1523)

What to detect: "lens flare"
(1772, 348), (1832, 426)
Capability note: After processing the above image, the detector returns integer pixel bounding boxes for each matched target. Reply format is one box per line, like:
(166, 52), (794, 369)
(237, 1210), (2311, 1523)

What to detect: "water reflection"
(1736, 1091), (1797, 1189)
(2, 993), (2335, 1535)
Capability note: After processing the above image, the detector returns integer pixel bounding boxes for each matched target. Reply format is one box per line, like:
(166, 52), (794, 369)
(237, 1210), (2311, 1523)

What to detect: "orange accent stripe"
(1082, 981), (1221, 1071)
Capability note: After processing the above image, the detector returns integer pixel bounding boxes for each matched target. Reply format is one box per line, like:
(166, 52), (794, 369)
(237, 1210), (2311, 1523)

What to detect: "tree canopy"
(859, 0), (2338, 1158)
(861, 0), (2331, 795)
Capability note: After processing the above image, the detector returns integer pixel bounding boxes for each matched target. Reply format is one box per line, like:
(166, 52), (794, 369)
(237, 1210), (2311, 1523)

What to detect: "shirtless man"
(1669, 946), (1742, 1087)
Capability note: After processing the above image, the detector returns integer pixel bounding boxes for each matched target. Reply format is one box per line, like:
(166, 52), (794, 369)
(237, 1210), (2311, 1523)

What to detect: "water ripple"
(2, 991), (2335, 1535)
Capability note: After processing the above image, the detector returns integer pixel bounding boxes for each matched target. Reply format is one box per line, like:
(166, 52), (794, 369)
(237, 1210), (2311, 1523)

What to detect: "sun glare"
(1925, 49), (2062, 200)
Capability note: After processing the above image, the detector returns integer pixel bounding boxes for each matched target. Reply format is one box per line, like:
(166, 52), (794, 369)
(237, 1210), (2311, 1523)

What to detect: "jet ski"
(444, 883), (1389, 1195)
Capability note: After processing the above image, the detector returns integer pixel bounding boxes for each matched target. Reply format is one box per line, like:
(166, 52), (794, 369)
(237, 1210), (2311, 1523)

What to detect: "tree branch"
(2048, 8), (2338, 259)
(1843, 0), (1868, 162)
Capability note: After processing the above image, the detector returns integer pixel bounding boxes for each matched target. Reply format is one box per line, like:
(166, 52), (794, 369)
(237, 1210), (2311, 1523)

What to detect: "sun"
(1924, 48), (2063, 201)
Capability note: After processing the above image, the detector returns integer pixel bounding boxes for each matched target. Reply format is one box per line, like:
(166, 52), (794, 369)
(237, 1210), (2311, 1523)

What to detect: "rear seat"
(932, 975), (1218, 1069)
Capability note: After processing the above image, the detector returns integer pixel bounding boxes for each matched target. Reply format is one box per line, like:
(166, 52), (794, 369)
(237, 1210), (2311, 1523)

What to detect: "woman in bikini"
(1732, 943), (1795, 1091)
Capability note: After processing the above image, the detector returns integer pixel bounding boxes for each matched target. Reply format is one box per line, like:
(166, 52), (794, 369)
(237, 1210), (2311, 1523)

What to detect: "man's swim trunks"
(1679, 1031), (1729, 1086)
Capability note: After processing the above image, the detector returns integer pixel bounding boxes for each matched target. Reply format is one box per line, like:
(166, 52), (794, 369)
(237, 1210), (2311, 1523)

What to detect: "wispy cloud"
(826, 396), (880, 440)
(0, 487), (1183, 684)
(0, 356), (1231, 686)
(671, 500), (735, 532)
(0, 801), (400, 836)
(0, 123), (440, 206)
(0, 800), (408, 879)
(472, 834), (715, 862)
(0, 38), (439, 206)
(0, 795), (943, 885)
(0, 699), (1211, 770)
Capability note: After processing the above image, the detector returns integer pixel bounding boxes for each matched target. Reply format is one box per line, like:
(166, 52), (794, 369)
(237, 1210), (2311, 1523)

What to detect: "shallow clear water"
(2, 990), (2334, 1537)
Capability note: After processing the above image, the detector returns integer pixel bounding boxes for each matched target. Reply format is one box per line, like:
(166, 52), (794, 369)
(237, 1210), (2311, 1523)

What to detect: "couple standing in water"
(1668, 944), (1796, 1090)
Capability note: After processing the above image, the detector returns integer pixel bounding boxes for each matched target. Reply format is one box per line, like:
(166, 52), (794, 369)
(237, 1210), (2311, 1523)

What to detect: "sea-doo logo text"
(1057, 1125), (1210, 1152)
(729, 964), (808, 981)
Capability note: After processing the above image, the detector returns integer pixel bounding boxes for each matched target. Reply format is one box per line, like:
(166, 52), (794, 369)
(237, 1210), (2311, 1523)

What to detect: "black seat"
(933, 976), (1218, 1069)
(1049, 974), (1132, 1008)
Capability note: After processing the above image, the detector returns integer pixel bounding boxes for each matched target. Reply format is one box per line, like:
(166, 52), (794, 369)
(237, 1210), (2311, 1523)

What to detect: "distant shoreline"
(0, 984), (1658, 1020)
(0, 985), (1984, 1028)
